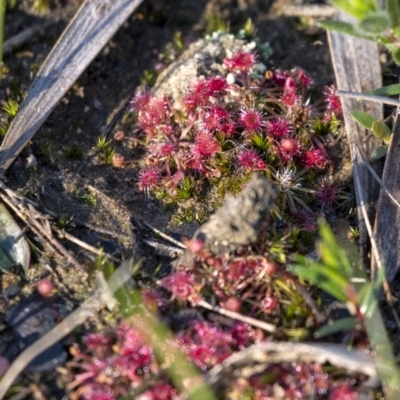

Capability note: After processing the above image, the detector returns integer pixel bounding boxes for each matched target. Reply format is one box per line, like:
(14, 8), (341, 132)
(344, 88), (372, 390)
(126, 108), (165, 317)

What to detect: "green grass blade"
(332, 0), (378, 19)
(369, 83), (400, 96)
(359, 11), (391, 34)
(318, 20), (368, 39)
(351, 110), (376, 130)
(314, 317), (360, 338)
(370, 144), (388, 160)
(290, 263), (350, 303)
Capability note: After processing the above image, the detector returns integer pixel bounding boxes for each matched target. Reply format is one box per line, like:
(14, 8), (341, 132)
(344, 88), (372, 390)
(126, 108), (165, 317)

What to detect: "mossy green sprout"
(96, 135), (111, 150)
(33, 0), (50, 13)
(75, 189), (97, 206)
(2, 99), (19, 118)
(64, 143), (84, 159)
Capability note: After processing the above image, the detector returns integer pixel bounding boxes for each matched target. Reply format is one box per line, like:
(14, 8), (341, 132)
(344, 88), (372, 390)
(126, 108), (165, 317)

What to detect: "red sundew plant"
(68, 318), (368, 400)
(68, 325), (156, 400)
(67, 319), (256, 399)
(174, 320), (254, 371)
(118, 43), (343, 224)
(315, 178), (341, 210)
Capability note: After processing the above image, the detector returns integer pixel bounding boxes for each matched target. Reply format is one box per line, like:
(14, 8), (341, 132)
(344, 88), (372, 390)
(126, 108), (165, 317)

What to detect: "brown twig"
(196, 299), (276, 334)
(73, 219), (130, 241)
(3, 5), (77, 56)
(54, 228), (121, 263)
(141, 220), (187, 249)
(0, 179), (124, 263)
(0, 192), (63, 258)
(4, 24), (49, 56)
(0, 189), (88, 275)
(143, 239), (183, 257)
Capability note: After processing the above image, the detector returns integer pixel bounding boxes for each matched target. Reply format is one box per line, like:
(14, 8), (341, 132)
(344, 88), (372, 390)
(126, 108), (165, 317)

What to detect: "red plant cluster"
(68, 320), (363, 400)
(68, 325), (156, 400)
(175, 320), (255, 370)
(67, 319), (255, 399)
(70, 43), (366, 400)
(121, 48), (343, 225)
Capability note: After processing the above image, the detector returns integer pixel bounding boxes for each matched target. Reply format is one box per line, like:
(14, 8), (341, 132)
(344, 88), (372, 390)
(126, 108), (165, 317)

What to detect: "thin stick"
(0, 192), (63, 257)
(0, 180), (127, 264)
(73, 220), (130, 241)
(143, 239), (184, 257)
(196, 299), (276, 333)
(0, 180), (130, 241)
(0, 192), (88, 275)
(355, 144), (400, 209)
(282, 4), (336, 18)
(0, 259), (136, 398)
(153, 275), (276, 333)
(336, 89), (400, 107)
(141, 220), (187, 249)
(3, 25), (45, 56)
(3, 5), (76, 56)
(55, 229), (121, 263)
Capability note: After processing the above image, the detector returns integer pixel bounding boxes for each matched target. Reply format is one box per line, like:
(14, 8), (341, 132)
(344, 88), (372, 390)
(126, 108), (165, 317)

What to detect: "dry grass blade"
(0, 190), (88, 274)
(337, 90), (400, 107)
(141, 220), (187, 250)
(352, 144), (393, 302)
(373, 108), (400, 282)
(0, 258), (137, 398)
(355, 145), (400, 210)
(327, 10), (383, 259)
(282, 4), (336, 18)
(0, 0), (144, 175)
(201, 342), (378, 396)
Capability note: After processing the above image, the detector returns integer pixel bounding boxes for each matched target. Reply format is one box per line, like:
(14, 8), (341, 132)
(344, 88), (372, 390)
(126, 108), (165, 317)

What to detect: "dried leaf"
(0, 202), (30, 272)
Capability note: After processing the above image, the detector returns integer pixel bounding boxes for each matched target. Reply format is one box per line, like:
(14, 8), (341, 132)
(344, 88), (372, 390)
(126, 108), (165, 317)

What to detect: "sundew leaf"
(0, 202), (30, 272)
(369, 83), (400, 96)
(351, 110), (376, 130)
(314, 317), (361, 338)
(370, 144), (388, 160)
(332, 0), (378, 19)
(358, 11), (391, 34)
